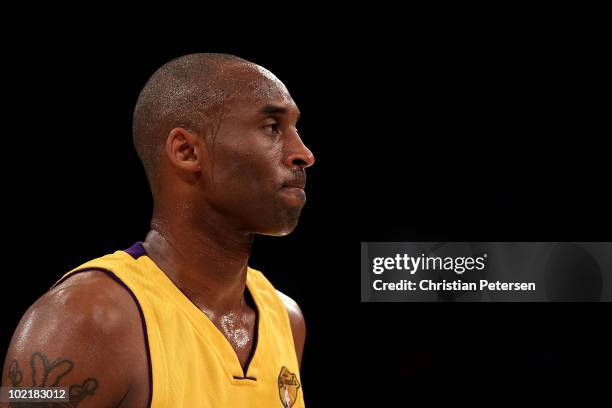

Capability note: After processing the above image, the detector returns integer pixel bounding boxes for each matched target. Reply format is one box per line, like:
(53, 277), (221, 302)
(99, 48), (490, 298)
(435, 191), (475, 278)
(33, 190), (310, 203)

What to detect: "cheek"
(213, 143), (283, 201)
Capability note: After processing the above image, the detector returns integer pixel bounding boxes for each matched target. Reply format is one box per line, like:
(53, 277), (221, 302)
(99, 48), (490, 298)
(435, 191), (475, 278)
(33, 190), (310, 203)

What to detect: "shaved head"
(133, 53), (269, 193)
(132, 52), (313, 236)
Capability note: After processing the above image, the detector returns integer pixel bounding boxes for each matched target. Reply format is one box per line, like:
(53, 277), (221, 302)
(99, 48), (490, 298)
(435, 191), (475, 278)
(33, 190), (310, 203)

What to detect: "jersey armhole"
(51, 267), (153, 408)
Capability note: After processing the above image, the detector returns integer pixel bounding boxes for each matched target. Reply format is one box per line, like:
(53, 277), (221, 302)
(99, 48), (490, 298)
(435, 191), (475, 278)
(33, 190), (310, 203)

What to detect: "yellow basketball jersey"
(52, 242), (305, 407)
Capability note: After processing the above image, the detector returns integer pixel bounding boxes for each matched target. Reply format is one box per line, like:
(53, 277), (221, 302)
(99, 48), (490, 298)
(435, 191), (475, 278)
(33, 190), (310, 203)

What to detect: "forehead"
(224, 64), (299, 118)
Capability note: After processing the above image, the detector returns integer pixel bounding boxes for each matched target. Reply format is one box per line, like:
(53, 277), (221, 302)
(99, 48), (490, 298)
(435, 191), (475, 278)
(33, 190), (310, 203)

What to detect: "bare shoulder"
(276, 290), (305, 325)
(2, 270), (149, 407)
(276, 290), (306, 366)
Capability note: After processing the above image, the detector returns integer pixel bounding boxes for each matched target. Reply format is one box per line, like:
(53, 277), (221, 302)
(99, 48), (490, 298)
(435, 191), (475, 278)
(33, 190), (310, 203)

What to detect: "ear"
(165, 127), (205, 173)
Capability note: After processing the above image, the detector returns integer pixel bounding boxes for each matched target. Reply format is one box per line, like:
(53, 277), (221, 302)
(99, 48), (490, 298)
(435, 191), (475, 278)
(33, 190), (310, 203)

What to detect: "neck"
(142, 205), (254, 314)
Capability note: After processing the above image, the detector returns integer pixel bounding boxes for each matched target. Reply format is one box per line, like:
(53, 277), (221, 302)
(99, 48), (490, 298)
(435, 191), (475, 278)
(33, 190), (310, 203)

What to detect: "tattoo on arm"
(7, 352), (99, 407)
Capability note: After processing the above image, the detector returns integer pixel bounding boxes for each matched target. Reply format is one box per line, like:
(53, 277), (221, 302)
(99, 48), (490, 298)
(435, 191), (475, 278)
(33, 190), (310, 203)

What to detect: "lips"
(282, 173), (306, 190)
(281, 186), (307, 201)
(283, 183), (305, 189)
(281, 173), (307, 203)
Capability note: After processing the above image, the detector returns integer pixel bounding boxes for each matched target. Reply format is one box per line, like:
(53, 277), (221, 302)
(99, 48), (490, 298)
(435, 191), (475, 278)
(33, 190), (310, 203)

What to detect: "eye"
(264, 122), (281, 135)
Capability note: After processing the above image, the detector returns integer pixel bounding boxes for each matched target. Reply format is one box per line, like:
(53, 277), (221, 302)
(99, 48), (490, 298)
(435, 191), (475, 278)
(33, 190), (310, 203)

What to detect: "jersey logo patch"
(278, 366), (300, 407)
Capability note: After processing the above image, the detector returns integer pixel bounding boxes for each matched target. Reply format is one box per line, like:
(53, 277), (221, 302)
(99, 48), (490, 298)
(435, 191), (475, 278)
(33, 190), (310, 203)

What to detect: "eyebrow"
(259, 104), (301, 121)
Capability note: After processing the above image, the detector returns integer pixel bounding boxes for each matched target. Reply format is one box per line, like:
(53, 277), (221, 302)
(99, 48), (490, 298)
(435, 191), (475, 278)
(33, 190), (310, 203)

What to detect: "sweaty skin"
(1, 56), (313, 407)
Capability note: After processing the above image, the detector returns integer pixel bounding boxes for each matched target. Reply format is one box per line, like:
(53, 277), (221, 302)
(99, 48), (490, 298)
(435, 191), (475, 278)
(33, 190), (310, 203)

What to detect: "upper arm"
(276, 290), (306, 367)
(2, 271), (148, 407)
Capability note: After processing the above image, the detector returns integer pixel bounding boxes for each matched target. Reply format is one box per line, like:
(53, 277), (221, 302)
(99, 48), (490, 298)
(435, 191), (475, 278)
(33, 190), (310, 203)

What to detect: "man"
(2, 53), (314, 407)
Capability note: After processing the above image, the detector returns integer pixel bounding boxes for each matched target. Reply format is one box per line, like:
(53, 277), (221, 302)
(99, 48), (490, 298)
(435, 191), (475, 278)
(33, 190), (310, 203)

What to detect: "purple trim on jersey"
(121, 240), (260, 380)
(53, 267), (153, 408)
(124, 241), (147, 259)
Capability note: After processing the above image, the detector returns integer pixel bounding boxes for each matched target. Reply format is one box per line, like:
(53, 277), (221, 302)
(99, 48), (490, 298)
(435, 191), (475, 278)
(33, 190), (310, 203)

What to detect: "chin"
(257, 219), (300, 237)
(253, 203), (303, 236)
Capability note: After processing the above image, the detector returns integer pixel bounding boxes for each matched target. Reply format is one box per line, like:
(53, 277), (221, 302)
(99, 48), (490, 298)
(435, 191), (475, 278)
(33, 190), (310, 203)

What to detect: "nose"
(284, 135), (315, 169)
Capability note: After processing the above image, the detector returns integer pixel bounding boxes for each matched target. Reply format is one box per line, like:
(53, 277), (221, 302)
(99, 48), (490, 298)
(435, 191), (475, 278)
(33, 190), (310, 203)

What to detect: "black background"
(1, 20), (610, 405)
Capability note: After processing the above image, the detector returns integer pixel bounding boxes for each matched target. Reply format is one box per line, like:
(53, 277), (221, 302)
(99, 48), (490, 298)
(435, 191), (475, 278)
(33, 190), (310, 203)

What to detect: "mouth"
(280, 186), (306, 201)
(282, 183), (306, 189)
(282, 186), (306, 194)
(281, 173), (307, 202)
(282, 174), (306, 190)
